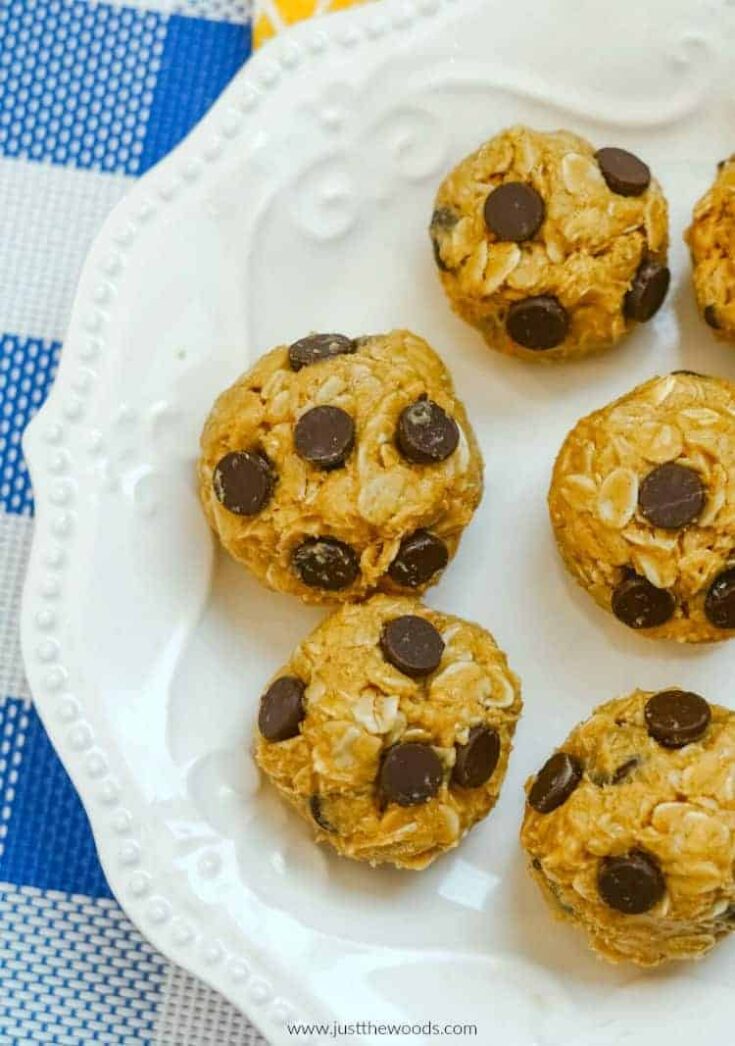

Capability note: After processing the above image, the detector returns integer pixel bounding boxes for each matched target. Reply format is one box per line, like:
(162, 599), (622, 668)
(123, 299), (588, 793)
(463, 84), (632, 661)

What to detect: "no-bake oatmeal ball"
(254, 595), (522, 869)
(430, 125), (670, 361)
(521, 689), (735, 966)
(198, 330), (483, 605)
(686, 156), (735, 339)
(549, 371), (735, 642)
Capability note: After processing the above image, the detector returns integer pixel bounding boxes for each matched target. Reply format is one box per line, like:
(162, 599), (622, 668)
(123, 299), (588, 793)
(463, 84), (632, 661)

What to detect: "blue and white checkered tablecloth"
(0, 1), (269, 1042)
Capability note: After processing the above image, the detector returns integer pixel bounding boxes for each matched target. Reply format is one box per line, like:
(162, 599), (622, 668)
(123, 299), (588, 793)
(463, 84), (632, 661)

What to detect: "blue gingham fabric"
(0, 2), (268, 1042)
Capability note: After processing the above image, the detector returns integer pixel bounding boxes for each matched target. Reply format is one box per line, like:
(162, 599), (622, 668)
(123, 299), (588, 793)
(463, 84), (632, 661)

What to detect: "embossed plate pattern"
(20, 0), (735, 1042)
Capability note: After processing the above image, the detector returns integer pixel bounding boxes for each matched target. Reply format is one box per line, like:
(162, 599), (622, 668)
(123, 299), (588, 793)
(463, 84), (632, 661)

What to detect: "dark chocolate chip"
(379, 742), (443, 806)
(598, 849), (665, 914)
(309, 794), (336, 832)
(396, 396), (459, 464)
(387, 529), (449, 588)
(258, 676), (305, 742)
(528, 752), (583, 814)
(705, 567), (735, 629)
(213, 450), (275, 516)
(506, 295), (570, 350)
(294, 405), (355, 470)
(288, 333), (355, 371)
(431, 236), (451, 272)
(645, 689), (711, 748)
(483, 182), (545, 242)
(704, 304), (721, 329)
(611, 574), (675, 629)
(452, 726), (501, 788)
(292, 537), (359, 591)
(624, 258), (670, 322)
(638, 462), (705, 530)
(611, 757), (640, 784)
(595, 147), (651, 197)
(380, 615), (445, 677)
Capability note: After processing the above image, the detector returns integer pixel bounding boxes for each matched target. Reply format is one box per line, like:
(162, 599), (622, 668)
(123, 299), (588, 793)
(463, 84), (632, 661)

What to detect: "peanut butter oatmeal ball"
(198, 330), (483, 605)
(686, 156), (735, 339)
(430, 126), (670, 361)
(521, 688), (735, 966)
(254, 595), (522, 869)
(549, 371), (735, 642)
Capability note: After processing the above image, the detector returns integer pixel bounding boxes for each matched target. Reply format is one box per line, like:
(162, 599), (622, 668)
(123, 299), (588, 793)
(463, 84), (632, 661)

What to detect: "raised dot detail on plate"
(202, 942), (223, 966)
(44, 424), (64, 445)
(113, 224), (134, 247)
(44, 667), (66, 690)
(63, 398), (83, 421)
(270, 1000), (293, 1026)
(99, 780), (120, 805)
(183, 160), (202, 182)
(238, 86), (258, 111)
(80, 338), (101, 361)
(44, 547), (64, 568)
(119, 841), (140, 866)
(52, 513), (73, 537)
(172, 921), (194, 946)
(69, 724), (92, 751)
(112, 809), (132, 833)
(41, 576), (60, 598)
(366, 14), (389, 36)
(72, 371), (92, 394)
(129, 872), (151, 898)
(37, 639), (59, 662)
(158, 180), (179, 202)
(102, 254), (121, 277)
(93, 283), (112, 305)
(148, 899), (172, 925)
(222, 110), (241, 137)
(86, 429), (103, 453)
(248, 979), (271, 1005)
(137, 199), (155, 222)
(258, 62), (279, 87)
(230, 961), (249, 984)
(84, 313), (102, 334)
(393, 1), (415, 26)
(49, 451), (68, 474)
(198, 852), (221, 878)
(51, 483), (71, 506)
(58, 697), (80, 723)
(338, 25), (360, 45)
(204, 136), (223, 160)
(279, 44), (300, 69)
(35, 609), (56, 630)
(85, 752), (107, 778)
(307, 31), (328, 53)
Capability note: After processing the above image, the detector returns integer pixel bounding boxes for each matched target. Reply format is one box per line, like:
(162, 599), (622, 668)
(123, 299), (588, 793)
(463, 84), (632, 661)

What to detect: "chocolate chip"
(380, 615), (445, 677)
(624, 258), (670, 322)
(288, 333), (355, 371)
(396, 397), (459, 464)
(704, 304), (720, 329)
(483, 182), (545, 242)
(611, 574), (675, 629)
(638, 462), (705, 530)
(294, 405), (355, 470)
(292, 537), (359, 591)
(506, 295), (570, 350)
(379, 742), (443, 806)
(595, 147), (651, 197)
(528, 752), (583, 814)
(611, 757), (640, 784)
(705, 567), (735, 628)
(645, 689), (711, 748)
(597, 849), (665, 914)
(258, 676), (305, 741)
(213, 450), (275, 516)
(309, 794), (336, 832)
(452, 726), (501, 788)
(387, 530), (449, 588)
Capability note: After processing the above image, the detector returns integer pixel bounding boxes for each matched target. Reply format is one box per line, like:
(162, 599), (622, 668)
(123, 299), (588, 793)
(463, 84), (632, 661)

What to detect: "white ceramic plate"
(21, 0), (735, 1042)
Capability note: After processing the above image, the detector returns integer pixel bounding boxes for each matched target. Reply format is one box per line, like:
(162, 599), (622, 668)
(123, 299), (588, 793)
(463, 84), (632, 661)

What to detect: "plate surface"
(20, 0), (735, 1042)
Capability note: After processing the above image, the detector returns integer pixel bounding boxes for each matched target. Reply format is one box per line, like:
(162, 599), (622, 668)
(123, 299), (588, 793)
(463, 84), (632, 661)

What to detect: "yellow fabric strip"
(254, 0), (371, 49)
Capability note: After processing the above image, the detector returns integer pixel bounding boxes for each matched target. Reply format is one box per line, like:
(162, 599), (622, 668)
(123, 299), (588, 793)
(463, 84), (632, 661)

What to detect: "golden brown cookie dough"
(430, 126), (670, 361)
(549, 371), (735, 642)
(254, 595), (522, 869)
(686, 156), (735, 339)
(198, 330), (483, 605)
(521, 688), (735, 966)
